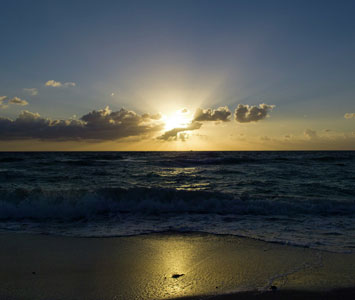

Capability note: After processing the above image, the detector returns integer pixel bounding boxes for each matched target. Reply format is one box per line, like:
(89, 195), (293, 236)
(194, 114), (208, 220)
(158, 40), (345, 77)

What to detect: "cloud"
(9, 97), (28, 106)
(344, 113), (355, 119)
(45, 80), (62, 87)
(260, 136), (270, 141)
(234, 103), (275, 123)
(24, 88), (38, 96)
(177, 132), (189, 141)
(158, 121), (202, 141)
(304, 128), (318, 140)
(0, 107), (164, 141)
(0, 96), (8, 109)
(193, 106), (231, 122)
(64, 82), (76, 87)
(45, 80), (76, 87)
(257, 130), (355, 150)
(0, 96), (28, 108)
(158, 106), (232, 142)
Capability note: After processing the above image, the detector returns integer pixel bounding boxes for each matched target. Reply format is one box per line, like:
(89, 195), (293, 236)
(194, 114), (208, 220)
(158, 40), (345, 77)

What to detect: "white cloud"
(344, 113), (355, 119)
(23, 88), (38, 96)
(9, 97), (28, 106)
(45, 80), (62, 87)
(64, 82), (76, 87)
(0, 96), (28, 108)
(45, 80), (76, 88)
(0, 96), (8, 109)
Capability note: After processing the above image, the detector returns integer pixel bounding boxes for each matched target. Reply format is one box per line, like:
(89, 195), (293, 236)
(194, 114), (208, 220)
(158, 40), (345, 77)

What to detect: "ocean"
(0, 151), (354, 253)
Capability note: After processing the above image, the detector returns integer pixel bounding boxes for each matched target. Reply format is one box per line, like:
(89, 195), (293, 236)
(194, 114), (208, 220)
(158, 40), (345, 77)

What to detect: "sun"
(163, 108), (192, 131)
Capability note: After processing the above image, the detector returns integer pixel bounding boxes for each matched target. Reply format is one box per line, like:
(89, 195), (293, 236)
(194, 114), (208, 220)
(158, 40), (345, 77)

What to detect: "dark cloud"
(0, 107), (163, 141)
(157, 121), (202, 141)
(193, 106), (231, 122)
(234, 103), (274, 123)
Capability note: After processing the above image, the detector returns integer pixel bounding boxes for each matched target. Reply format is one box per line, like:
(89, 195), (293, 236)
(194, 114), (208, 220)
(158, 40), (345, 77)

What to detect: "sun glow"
(163, 108), (193, 131)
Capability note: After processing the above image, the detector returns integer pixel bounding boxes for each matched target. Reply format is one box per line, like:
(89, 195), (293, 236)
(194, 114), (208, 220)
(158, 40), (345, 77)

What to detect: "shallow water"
(0, 151), (354, 253)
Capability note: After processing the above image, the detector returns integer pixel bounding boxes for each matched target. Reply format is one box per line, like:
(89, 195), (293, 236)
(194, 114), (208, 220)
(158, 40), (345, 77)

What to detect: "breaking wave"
(0, 187), (354, 221)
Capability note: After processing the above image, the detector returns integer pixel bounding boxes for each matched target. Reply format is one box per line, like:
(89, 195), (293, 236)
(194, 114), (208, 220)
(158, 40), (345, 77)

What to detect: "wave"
(310, 155), (354, 162)
(0, 187), (354, 221)
(153, 152), (354, 167)
(155, 157), (258, 167)
(0, 157), (24, 163)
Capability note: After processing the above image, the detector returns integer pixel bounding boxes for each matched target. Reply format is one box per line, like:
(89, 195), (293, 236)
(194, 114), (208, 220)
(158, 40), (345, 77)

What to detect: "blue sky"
(0, 0), (354, 150)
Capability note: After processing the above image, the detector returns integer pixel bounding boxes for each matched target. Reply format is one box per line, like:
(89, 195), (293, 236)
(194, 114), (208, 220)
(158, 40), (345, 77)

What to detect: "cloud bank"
(0, 107), (163, 141)
(234, 103), (274, 123)
(0, 103), (276, 142)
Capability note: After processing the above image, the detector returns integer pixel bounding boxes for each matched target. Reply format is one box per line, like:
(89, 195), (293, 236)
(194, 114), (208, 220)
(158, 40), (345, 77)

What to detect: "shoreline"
(173, 287), (355, 299)
(0, 231), (354, 299)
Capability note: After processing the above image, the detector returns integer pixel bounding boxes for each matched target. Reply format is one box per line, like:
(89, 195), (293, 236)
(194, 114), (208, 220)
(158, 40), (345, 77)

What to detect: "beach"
(1, 232), (355, 300)
(2, 0), (355, 297)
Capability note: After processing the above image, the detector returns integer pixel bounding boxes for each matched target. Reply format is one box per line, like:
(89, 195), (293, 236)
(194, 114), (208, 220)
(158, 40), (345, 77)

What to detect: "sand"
(0, 232), (354, 300)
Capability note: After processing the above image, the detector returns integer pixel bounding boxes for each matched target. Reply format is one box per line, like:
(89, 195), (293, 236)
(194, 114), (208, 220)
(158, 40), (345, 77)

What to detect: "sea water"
(0, 151), (354, 253)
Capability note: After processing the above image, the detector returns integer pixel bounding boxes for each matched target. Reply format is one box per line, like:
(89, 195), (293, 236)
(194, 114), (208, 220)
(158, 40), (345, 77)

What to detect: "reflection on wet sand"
(1, 232), (355, 300)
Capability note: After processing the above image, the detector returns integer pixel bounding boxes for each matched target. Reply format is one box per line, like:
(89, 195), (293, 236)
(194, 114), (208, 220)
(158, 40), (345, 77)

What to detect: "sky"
(0, 0), (354, 150)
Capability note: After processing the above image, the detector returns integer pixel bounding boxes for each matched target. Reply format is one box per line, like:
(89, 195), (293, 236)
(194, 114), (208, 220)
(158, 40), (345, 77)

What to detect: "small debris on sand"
(172, 274), (184, 279)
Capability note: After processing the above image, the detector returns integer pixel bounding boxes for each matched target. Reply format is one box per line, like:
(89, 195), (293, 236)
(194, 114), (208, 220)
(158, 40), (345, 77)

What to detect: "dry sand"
(0, 232), (354, 299)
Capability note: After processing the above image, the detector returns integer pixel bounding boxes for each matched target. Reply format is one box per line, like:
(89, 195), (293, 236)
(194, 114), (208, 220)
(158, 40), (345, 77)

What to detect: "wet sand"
(0, 232), (354, 300)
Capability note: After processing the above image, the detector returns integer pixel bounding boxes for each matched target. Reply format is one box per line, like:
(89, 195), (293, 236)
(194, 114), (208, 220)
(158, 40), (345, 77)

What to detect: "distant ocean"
(0, 151), (354, 253)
